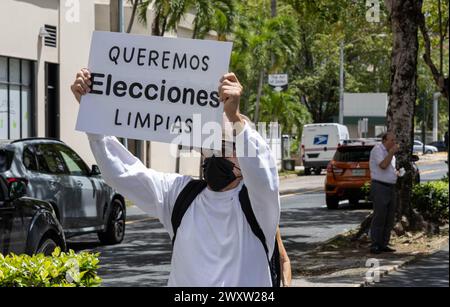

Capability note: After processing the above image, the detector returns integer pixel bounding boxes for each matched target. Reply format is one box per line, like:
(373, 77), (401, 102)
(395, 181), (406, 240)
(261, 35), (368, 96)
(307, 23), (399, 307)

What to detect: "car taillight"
(326, 163), (333, 173)
(6, 177), (28, 185)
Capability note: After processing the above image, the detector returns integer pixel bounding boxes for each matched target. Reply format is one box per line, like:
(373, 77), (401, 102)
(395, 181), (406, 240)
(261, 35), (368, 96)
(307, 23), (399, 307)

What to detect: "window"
(23, 146), (38, 171)
(35, 144), (67, 175)
(57, 145), (90, 176)
(334, 146), (373, 162)
(0, 56), (34, 140)
(0, 149), (14, 172)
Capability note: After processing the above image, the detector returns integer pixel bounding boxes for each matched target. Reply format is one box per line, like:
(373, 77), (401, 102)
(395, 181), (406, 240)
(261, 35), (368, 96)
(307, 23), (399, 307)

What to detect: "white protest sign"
(76, 31), (233, 150)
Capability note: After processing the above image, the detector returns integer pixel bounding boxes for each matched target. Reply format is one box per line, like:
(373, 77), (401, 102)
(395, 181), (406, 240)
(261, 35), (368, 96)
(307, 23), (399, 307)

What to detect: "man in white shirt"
(369, 132), (399, 254)
(71, 69), (281, 286)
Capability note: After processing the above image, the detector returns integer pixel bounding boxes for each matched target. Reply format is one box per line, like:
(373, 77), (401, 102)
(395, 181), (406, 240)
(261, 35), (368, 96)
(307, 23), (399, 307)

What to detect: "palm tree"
(126, 0), (142, 33)
(231, 1), (299, 122)
(136, 0), (235, 38)
(188, 0), (235, 40)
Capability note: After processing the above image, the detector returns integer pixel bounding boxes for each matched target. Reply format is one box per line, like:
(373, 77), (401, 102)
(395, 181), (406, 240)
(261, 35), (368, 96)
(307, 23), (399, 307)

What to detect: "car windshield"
(334, 146), (373, 162)
(0, 149), (14, 172)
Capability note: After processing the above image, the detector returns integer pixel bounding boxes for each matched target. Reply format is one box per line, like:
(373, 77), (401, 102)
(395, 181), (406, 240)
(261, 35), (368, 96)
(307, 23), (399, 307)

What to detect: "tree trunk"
(418, 11), (449, 101)
(127, 0), (139, 33)
(151, 11), (161, 36)
(385, 0), (424, 229)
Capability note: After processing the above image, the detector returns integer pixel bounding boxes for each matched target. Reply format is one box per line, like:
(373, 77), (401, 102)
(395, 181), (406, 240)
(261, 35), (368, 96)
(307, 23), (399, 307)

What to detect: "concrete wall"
(0, 0), (59, 143)
(343, 93), (388, 117)
(59, 0), (96, 166)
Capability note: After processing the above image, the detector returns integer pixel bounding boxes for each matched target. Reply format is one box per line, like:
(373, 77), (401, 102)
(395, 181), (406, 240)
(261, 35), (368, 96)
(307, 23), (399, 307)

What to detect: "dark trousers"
(370, 180), (397, 248)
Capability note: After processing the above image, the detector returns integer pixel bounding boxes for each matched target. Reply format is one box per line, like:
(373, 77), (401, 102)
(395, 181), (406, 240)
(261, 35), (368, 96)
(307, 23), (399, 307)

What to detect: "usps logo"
(313, 135), (328, 145)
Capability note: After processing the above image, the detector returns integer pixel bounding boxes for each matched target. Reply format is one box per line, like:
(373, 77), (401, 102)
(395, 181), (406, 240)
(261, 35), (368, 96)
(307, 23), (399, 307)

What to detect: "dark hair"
(381, 132), (393, 142)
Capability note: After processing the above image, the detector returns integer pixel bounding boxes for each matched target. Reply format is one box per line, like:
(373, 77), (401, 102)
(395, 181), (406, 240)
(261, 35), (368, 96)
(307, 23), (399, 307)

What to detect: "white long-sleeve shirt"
(87, 122), (280, 287)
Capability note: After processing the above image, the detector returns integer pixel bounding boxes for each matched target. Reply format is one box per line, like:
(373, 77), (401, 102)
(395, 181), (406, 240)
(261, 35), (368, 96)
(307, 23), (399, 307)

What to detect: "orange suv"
(325, 144), (373, 209)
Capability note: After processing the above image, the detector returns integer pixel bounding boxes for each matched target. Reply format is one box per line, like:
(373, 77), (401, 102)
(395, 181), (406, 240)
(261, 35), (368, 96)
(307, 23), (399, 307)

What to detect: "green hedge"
(0, 248), (102, 287)
(412, 180), (449, 224)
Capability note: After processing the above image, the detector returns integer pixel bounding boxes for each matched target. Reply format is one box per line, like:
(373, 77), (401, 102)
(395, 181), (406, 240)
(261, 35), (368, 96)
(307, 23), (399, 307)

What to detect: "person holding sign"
(71, 69), (290, 287)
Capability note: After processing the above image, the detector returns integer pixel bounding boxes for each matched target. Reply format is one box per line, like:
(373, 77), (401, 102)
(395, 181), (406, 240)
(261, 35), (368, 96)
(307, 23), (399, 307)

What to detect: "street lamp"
(338, 33), (387, 125)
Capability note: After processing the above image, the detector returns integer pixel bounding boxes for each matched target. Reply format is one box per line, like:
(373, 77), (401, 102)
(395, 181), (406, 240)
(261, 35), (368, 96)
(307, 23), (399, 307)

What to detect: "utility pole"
(339, 41), (344, 125)
(422, 94), (427, 154)
(110, 0), (128, 150)
(433, 92), (441, 142)
(118, 0), (128, 149)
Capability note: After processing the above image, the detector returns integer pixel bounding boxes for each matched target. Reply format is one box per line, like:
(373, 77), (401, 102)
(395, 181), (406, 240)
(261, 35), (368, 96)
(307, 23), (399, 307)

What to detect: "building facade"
(343, 93), (388, 138)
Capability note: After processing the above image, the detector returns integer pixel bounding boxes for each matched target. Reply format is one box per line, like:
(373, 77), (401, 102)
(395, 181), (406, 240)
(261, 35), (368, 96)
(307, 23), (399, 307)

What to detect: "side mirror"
(90, 165), (101, 176)
(411, 154), (419, 162)
(8, 179), (27, 200)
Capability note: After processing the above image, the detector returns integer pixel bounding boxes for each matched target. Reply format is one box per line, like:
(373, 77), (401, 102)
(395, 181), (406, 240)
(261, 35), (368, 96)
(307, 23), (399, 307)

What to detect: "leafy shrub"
(412, 180), (449, 224)
(0, 248), (102, 287)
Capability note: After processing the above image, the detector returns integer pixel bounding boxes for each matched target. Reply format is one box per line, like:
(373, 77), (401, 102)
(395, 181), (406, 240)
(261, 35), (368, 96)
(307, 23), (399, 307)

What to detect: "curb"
(360, 256), (416, 287)
(360, 236), (449, 287)
(279, 187), (323, 196)
(278, 174), (302, 180)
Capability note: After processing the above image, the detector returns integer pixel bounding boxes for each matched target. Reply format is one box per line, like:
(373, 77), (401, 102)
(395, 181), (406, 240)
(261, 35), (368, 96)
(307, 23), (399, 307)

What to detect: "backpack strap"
(171, 179), (207, 245)
(238, 185), (269, 255)
(239, 185), (280, 287)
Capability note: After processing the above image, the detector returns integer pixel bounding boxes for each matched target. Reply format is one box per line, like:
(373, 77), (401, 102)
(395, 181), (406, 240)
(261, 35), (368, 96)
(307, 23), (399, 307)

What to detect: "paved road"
(417, 160), (448, 182)
(372, 244), (449, 287)
(68, 160), (446, 287)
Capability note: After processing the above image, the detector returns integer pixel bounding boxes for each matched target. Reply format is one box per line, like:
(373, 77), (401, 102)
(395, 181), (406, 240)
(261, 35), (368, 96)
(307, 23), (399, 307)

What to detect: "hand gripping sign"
(76, 31), (233, 150)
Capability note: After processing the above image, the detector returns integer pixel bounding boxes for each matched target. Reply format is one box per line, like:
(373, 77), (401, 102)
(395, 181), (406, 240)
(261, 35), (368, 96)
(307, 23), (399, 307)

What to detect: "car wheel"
(314, 168), (322, 175)
(349, 198), (359, 206)
(37, 237), (58, 256)
(304, 168), (311, 176)
(326, 196), (339, 210)
(98, 199), (125, 245)
(425, 150), (433, 154)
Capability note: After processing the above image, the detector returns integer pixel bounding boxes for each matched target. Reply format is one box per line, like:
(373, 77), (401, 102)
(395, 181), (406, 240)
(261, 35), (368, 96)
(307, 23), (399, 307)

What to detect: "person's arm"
(378, 152), (394, 169)
(378, 144), (399, 169)
(72, 69), (191, 235)
(220, 73), (280, 258)
(87, 133), (191, 235)
(235, 122), (280, 257)
(277, 228), (291, 287)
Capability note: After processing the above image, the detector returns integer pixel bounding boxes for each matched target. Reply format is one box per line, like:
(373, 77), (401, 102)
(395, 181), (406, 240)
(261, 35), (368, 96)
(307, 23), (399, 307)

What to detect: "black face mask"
(202, 156), (241, 192)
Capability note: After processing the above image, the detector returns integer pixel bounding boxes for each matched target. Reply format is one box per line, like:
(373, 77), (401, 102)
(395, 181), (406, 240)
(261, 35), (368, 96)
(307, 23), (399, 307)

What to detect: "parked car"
(427, 141), (448, 152)
(0, 138), (126, 245)
(301, 123), (350, 175)
(325, 142), (420, 209)
(413, 140), (438, 154)
(0, 175), (66, 255)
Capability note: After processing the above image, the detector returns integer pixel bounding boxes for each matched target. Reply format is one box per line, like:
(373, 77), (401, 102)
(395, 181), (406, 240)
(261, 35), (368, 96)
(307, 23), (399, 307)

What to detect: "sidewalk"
(371, 243), (449, 287)
(416, 151), (448, 165)
(279, 173), (324, 195)
(290, 228), (449, 287)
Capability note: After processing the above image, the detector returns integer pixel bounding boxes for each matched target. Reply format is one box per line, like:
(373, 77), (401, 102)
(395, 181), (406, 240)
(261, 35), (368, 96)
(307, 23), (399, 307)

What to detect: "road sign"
(268, 74), (288, 87)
